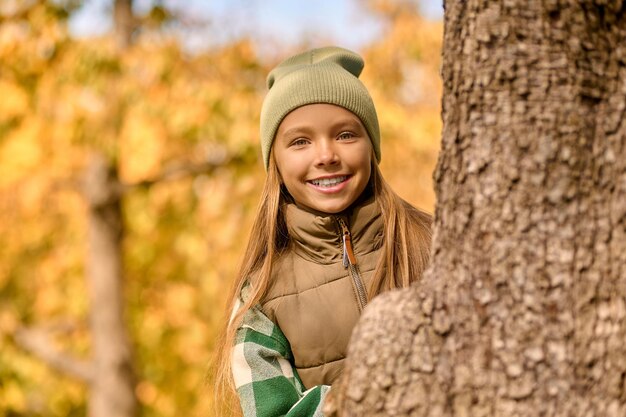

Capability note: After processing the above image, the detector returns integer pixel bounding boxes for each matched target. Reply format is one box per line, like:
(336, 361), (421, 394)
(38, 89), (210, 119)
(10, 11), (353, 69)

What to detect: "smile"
(309, 175), (350, 188)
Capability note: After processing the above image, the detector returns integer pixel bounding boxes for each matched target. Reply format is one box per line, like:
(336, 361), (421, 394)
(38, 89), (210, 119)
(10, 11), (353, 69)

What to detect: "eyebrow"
(279, 126), (313, 139)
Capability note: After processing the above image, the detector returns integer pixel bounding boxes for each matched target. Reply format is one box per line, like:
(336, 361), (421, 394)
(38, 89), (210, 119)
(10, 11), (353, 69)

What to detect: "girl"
(215, 46), (432, 417)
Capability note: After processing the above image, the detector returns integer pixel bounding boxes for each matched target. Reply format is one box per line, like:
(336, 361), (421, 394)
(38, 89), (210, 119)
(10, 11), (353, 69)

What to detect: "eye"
(290, 138), (309, 147)
(338, 131), (355, 140)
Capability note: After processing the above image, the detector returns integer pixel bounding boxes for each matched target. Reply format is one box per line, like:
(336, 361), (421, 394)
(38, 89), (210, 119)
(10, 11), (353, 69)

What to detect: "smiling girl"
(215, 46), (432, 417)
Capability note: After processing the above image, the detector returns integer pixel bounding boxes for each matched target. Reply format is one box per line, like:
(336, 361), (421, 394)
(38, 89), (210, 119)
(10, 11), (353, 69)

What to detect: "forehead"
(277, 103), (363, 133)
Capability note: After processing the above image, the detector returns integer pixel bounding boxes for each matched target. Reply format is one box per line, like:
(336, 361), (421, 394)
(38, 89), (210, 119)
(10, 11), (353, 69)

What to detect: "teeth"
(311, 176), (348, 187)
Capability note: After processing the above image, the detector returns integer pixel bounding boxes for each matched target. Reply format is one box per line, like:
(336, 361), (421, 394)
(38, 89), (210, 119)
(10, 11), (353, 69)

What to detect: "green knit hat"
(260, 46), (381, 170)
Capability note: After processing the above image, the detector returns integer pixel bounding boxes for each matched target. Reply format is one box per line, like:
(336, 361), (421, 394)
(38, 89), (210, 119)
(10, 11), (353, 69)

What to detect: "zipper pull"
(338, 218), (357, 267)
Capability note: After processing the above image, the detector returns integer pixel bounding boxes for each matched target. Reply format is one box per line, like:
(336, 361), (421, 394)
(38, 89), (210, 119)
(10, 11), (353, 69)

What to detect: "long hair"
(213, 155), (288, 416)
(213, 150), (432, 415)
(368, 157), (432, 297)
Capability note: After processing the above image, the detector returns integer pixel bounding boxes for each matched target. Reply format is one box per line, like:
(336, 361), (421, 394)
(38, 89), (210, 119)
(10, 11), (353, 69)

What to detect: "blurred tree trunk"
(86, 2), (137, 416)
(114, 0), (135, 48)
(326, 1), (626, 416)
(85, 154), (137, 417)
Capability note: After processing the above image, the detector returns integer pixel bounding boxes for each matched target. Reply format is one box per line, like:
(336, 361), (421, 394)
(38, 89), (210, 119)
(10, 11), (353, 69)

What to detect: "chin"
(321, 208), (344, 214)
(316, 203), (350, 214)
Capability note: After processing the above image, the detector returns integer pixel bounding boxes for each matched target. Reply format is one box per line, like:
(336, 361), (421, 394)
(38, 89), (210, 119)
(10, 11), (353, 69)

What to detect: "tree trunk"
(326, 1), (626, 416)
(114, 0), (135, 49)
(85, 153), (137, 417)
(85, 3), (137, 414)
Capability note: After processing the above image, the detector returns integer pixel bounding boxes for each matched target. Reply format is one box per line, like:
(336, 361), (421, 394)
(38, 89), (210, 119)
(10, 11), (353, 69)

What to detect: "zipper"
(337, 217), (368, 312)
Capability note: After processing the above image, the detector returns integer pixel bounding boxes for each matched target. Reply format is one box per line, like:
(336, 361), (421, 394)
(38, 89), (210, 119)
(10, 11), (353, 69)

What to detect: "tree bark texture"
(85, 153), (137, 417)
(327, 1), (626, 416)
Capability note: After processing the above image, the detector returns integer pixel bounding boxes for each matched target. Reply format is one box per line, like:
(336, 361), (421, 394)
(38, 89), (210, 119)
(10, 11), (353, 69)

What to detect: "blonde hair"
(213, 152), (432, 415)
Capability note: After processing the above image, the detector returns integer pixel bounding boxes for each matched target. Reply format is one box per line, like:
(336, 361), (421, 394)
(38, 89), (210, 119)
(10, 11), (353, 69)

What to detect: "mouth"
(308, 175), (350, 188)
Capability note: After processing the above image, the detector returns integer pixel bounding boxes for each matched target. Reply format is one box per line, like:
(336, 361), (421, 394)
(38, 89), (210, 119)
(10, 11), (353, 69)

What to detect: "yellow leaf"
(136, 381), (158, 405)
(0, 118), (43, 186)
(0, 380), (26, 411)
(0, 80), (29, 120)
(118, 111), (166, 183)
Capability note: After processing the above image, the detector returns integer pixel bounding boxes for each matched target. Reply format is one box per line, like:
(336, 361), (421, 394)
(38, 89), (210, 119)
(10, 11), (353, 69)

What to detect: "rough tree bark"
(326, 1), (626, 416)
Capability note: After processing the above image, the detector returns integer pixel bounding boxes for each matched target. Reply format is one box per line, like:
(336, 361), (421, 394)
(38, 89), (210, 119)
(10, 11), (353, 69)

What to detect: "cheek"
(273, 150), (288, 181)
(275, 163), (301, 195)
(276, 152), (306, 179)
(276, 160), (293, 182)
(352, 147), (373, 173)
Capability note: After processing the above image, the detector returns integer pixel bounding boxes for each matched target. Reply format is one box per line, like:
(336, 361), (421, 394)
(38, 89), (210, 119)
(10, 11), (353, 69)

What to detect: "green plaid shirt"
(231, 288), (330, 417)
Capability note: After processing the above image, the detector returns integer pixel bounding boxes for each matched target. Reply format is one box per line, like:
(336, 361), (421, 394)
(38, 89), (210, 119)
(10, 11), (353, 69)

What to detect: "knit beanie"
(260, 46), (381, 170)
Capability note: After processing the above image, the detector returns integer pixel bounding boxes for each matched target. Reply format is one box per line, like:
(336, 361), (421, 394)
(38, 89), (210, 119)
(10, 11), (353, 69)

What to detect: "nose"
(314, 139), (339, 166)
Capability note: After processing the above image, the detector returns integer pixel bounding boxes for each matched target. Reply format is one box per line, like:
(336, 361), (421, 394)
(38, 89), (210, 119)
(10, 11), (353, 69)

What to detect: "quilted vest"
(261, 197), (383, 389)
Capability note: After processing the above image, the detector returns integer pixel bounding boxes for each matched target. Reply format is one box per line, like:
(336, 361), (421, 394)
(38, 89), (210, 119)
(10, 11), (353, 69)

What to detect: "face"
(272, 103), (373, 214)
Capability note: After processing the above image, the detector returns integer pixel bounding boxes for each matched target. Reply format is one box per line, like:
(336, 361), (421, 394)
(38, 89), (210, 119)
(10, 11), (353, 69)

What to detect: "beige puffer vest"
(261, 198), (383, 389)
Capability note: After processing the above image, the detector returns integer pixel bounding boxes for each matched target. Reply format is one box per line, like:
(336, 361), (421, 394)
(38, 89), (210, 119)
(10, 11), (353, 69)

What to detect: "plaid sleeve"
(231, 289), (330, 417)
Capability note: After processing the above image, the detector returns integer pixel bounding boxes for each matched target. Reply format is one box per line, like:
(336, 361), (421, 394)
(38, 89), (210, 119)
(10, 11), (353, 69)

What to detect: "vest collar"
(284, 196), (383, 265)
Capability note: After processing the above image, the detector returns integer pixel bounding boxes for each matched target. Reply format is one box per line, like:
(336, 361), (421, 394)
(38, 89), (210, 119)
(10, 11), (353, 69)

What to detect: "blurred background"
(0, 0), (442, 415)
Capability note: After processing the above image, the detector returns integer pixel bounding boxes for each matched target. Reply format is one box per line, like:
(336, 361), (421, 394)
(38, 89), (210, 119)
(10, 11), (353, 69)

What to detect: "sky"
(69, 0), (443, 53)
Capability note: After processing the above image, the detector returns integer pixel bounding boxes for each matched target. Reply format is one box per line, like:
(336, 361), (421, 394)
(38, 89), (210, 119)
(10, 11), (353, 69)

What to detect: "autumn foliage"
(0, 1), (441, 416)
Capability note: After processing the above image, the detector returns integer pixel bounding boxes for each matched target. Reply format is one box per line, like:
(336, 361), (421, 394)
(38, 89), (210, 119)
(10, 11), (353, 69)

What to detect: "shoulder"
(236, 285), (291, 353)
